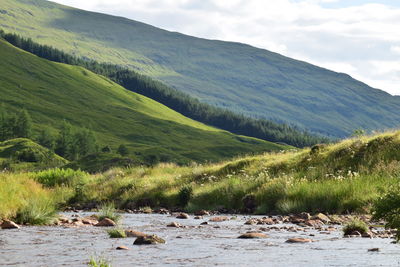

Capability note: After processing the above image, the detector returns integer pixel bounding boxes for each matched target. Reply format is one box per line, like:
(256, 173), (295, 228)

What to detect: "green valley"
(1, 0), (400, 137)
(0, 39), (287, 164)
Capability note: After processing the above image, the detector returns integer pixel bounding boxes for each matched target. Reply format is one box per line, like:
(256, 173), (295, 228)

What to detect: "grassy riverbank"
(1, 131), (400, 223)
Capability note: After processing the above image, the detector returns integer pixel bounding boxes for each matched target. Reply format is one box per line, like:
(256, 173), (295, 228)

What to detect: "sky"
(51, 0), (400, 95)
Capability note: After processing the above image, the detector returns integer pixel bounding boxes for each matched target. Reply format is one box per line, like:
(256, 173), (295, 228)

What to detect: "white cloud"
(51, 0), (400, 95)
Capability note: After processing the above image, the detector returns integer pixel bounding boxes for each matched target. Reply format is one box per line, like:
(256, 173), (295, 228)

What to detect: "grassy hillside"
(0, 39), (287, 164)
(76, 130), (400, 213)
(2, 130), (399, 223)
(1, 0), (400, 137)
(0, 138), (67, 171)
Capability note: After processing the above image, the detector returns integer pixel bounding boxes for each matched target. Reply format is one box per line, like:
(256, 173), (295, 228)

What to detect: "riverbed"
(0, 213), (398, 266)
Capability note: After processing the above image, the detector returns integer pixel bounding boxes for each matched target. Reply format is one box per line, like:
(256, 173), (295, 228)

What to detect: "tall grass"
(0, 173), (59, 224)
(98, 202), (121, 222)
(2, 131), (400, 217)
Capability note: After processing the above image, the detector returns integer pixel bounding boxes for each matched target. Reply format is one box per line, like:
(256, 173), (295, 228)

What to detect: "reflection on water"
(0, 213), (398, 266)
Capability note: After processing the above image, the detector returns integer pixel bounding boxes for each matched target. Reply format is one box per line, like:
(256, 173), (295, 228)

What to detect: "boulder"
(125, 230), (147, 238)
(167, 222), (182, 228)
(312, 213), (330, 223)
(133, 234), (166, 245)
(176, 213), (190, 219)
(368, 248), (380, 252)
(298, 212), (311, 220)
(194, 216), (203, 220)
(95, 218), (116, 227)
(238, 232), (269, 239)
(361, 231), (373, 238)
(194, 210), (210, 216)
(116, 246), (129, 250)
(305, 219), (323, 227)
(285, 238), (314, 243)
(209, 216), (229, 222)
(244, 219), (257, 225)
(1, 220), (20, 229)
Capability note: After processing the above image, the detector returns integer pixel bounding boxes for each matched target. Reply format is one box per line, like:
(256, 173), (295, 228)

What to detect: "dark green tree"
(71, 128), (98, 159)
(55, 121), (73, 158)
(101, 146), (112, 153)
(15, 109), (32, 138)
(117, 144), (129, 156)
(37, 128), (56, 150)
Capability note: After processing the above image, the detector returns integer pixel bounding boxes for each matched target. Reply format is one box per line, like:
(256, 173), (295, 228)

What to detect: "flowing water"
(0, 213), (398, 266)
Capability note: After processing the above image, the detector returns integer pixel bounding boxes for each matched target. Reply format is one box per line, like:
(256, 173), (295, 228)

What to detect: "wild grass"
(343, 219), (369, 235)
(0, 173), (59, 224)
(33, 168), (89, 187)
(2, 131), (400, 217)
(107, 228), (127, 238)
(88, 257), (111, 267)
(98, 203), (121, 223)
(78, 131), (400, 214)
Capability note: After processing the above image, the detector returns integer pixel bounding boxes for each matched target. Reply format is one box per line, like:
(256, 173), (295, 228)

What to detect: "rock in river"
(95, 218), (116, 227)
(194, 210), (210, 216)
(285, 238), (314, 243)
(1, 220), (20, 229)
(116, 246), (129, 250)
(238, 233), (269, 239)
(134, 235), (166, 245)
(167, 222), (182, 228)
(125, 230), (148, 238)
(176, 213), (190, 219)
(209, 216), (229, 222)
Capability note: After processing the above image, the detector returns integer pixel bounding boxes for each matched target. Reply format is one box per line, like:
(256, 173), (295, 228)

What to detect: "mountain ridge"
(1, 0), (400, 137)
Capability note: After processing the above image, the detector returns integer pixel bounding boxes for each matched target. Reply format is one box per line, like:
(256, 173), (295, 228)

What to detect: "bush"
(373, 185), (400, 242)
(178, 185), (193, 207)
(88, 257), (111, 267)
(342, 219), (368, 236)
(34, 168), (88, 187)
(98, 202), (121, 222)
(107, 228), (126, 238)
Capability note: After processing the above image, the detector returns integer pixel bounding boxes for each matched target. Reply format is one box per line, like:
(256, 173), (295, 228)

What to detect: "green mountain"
(0, 39), (287, 164)
(1, 0), (400, 137)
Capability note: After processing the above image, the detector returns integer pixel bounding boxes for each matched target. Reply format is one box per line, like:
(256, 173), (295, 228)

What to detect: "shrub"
(88, 257), (111, 267)
(342, 219), (368, 236)
(34, 168), (88, 187)
(373, 185), (400, 242)
(98, 202), (121, 222)
(107, 228), (126, 238)
(178, 185), (193, 207)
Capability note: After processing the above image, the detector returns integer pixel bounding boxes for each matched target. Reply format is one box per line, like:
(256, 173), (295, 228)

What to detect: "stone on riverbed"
(125, 230), (147, 238)
(194, 210), (210, 216)
(1, 220), (20, 229)
(238, 232), (269, 239)
(167, 222), (182, 228)
(95, 218), (116, 227)
(116, 246), (129, 250)
(368, 248), (380, 252)
(209, 216), (229, 222)
(133, 234), (166, 245)
(176, 213), (190, 219)
(285, 238), (314, 243)
(312, 213), (331, 223)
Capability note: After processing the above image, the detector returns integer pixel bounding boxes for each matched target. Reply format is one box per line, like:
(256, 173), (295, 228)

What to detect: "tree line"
(0, 107), (98, 161)
(0, 30), (330, 147)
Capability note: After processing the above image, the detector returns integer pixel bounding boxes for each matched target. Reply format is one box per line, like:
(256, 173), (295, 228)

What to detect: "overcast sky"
(51, 0), (400, 95)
